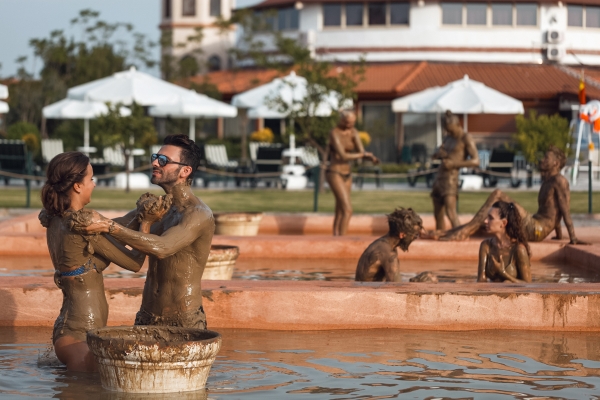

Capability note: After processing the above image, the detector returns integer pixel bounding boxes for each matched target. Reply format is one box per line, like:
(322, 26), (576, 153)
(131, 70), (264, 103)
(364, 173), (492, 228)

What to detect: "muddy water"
(2, 256), (599, 283)
(1, 327), (600, 399)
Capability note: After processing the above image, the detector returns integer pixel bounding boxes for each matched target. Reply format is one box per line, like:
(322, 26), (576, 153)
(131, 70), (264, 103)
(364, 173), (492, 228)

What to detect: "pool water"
(1, 256), (599, 283)
(1, 327), (600, 399)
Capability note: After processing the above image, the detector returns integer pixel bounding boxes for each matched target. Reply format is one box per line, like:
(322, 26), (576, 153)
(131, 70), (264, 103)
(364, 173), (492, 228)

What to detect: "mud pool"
(1, 256), (598, 283)
(2, 327), (600, 399)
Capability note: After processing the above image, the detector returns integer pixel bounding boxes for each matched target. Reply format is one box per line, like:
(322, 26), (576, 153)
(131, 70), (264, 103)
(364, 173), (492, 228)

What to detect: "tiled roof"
(190, 62), (600, 101)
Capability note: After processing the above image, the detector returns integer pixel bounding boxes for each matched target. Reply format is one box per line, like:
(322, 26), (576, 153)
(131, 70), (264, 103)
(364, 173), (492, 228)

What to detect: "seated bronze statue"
(432, 146), (586, 245)
(355, 208), (423, 282)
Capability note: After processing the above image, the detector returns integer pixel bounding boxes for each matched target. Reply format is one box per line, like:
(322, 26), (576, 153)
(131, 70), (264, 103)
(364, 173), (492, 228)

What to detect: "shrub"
(513, 111), (571, 164)
(7, 121), (41, 157)
(250, 128), (274, 143)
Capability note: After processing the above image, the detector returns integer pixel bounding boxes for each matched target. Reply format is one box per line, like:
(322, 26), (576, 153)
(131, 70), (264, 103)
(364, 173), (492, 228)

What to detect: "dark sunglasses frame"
(151, 153), (189, 167)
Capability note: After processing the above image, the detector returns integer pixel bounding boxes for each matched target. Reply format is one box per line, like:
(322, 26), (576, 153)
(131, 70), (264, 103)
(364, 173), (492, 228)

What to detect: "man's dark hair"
(163, 134), (203, 185)
(547, 145), (567, 169)
(387, 207), (423, 237)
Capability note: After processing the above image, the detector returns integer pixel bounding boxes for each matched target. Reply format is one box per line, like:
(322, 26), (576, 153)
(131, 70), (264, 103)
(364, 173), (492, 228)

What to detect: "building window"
(182, 0), (196, 16)
(466, 3), (486, 25)
(210, 0), (221, 17)
(390, 2), (409, 25)
(368, 2), (386, 25)
(324, 3), (342, 26)
(516, 3), (537, 26)
(346, 3), (364, 26)
(208, 55), (221, 72)
(277, 7), (300, 30)
(587, 6), (600, 28)
(442, 3), (462, 25)
(568, 5), (583, 27)
(492, 3), (512, 26)
(164, 0), (171, 18)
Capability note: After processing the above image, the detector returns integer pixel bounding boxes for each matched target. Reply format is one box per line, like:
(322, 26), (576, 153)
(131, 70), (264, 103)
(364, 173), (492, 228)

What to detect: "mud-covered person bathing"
(355, 208), (423, 282)
(40, 152), (162, 372)
(478, 201), (532, 283)
(71, 134), (215, 330)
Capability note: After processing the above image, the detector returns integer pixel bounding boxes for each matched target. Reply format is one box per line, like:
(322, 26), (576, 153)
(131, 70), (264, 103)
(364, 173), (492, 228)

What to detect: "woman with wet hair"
(326, 110), (379, 236)
(40, 152), (166, 372)
(477, 200), (532, 283)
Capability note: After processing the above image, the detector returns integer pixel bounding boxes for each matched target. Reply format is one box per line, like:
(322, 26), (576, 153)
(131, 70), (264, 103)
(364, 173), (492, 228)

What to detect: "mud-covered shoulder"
(38, 209), (53, 228)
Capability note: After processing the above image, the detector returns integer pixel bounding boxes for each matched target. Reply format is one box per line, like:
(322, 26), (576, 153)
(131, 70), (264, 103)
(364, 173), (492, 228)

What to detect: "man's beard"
(151, 166), (181, 186)
(397, 236), (415, 252)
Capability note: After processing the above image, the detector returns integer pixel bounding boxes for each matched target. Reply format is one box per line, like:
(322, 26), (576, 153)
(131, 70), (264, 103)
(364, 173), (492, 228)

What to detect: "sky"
(0, 0), (261, 78)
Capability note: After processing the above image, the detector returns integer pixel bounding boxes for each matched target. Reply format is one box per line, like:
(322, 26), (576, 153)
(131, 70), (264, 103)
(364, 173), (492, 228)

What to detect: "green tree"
(513, 111), (571, 164)
(224, 9), (365, 186)
(94, 103), (157, 192)
(7, 9), (156, 137)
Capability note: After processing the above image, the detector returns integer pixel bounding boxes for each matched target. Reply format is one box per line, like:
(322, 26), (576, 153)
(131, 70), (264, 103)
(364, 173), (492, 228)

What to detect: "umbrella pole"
(84, 118), (90, 156)
(463, 113), (468, 133)
(189, 117), (196, 142)
(574, 120), (585, 185)
(436, 113), (442, 148)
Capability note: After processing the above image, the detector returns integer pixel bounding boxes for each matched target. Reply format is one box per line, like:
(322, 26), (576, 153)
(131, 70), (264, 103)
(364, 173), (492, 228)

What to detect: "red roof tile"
(190, 62), (600, 102)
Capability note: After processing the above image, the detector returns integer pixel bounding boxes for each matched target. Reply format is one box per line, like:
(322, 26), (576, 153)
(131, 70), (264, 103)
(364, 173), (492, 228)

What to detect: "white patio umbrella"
(148, 90), (237, 141)
(231, 72), (352, 161)
(232, 71), (350, 118)
(67, 66), (191, 106)
(43, 98), (131, 155)
(0, 84), (8, 100)
(392, 75), (524, 146)
(0, 101), (8, 113)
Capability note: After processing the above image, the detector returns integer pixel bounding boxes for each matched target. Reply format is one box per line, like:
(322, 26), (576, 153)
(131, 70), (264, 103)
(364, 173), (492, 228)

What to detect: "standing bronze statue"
(439, 146), (587, 245)
(72, 134), (216, 329)
(431, 111), (479, 230)
(326, 111), (379, 236)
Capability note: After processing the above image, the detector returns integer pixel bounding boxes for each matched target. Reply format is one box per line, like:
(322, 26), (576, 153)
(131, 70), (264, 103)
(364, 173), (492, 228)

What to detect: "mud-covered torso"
(44, 213), (108, 342)
(141, 199), (214, 317)
(355, 237), (399, 282)
(484, 239), (520, 282)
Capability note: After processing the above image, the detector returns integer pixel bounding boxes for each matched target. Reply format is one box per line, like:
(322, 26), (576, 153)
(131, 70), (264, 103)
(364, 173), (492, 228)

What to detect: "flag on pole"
(579, 73), (586, 105)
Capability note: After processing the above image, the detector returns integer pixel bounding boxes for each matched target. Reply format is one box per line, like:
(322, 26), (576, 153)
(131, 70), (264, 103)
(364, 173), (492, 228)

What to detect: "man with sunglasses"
(74, 134), (215, 329)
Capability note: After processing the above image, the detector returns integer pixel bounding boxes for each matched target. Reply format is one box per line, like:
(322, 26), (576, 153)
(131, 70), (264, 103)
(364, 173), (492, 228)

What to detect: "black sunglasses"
(151, 153), (189, 167)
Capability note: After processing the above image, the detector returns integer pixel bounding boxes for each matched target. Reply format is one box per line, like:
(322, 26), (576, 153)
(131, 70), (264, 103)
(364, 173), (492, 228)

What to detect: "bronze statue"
(72, 134), (216, 329)
(477, 201), (532, 283)
(326, 110), (379, 236)
(39, 152), (165, 372)
(355, 208), (423, 282)
(431, 111), (479, 230)
(439, 146), (587, 244)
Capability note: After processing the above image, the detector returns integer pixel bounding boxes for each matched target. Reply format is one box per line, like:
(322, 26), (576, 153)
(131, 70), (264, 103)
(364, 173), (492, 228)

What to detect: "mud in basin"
(87, 326), (221, 393)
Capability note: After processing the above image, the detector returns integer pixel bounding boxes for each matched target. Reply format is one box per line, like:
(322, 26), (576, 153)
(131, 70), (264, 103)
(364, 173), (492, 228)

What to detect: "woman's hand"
(67, 209), (112, 234)
(136, 193), (173, 225)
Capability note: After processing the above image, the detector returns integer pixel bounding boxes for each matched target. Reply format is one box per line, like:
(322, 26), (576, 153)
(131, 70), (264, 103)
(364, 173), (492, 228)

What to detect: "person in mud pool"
(40, 152), (168, 372)
(355, 208), (423, 282)
(327, 110), (379, 236)
(477, 201), (532, 283)
(431, 146), (587, 245)
(430, 110), (479, 231)
(72, 134), (215, 330)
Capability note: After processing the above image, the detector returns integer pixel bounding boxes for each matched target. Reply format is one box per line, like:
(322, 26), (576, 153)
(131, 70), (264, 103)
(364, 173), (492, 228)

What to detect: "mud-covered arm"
(446, 136), (480, 169)
(111, 209), (139, 230)
(514, 244), (532, 283)
(88, 234), (145, 273)
(555, 180), (581, 244)
(382, 251), (402, 282)
(329, 130), (365, 161)
(477, 240), (489, 282)
(110, 209), (212, 259)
